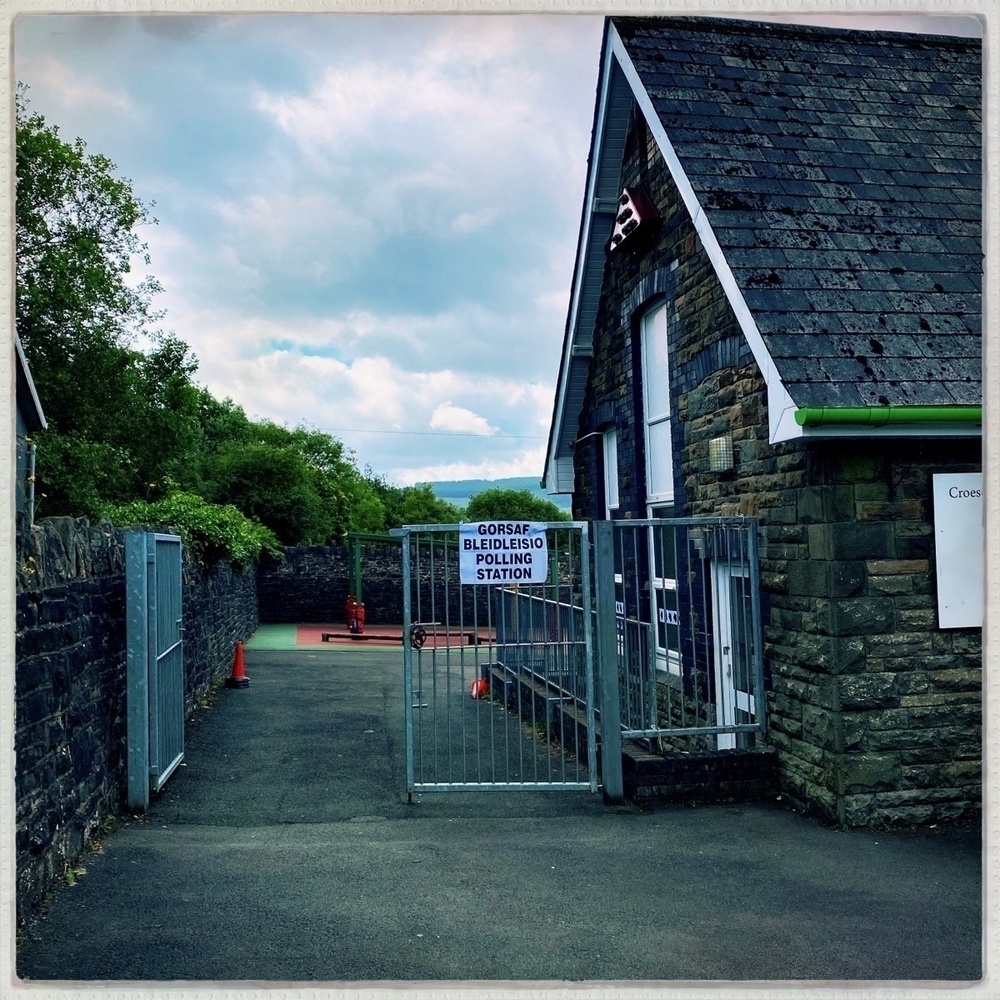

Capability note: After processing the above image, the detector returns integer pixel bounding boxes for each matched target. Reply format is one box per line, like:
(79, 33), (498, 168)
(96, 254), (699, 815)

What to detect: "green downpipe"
(795, 405), (981, 427)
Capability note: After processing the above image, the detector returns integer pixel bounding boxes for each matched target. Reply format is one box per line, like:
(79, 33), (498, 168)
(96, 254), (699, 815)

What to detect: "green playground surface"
(243, 624), (304, 650)
(243, 623), (408, 651)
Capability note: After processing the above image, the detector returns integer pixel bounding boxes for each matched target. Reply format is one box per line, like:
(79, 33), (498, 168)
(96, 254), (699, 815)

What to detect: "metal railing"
(493, 587), (589, 706)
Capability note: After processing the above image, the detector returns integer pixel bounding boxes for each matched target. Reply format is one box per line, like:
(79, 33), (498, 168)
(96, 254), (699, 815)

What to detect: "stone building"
(544, 16), (982, 826)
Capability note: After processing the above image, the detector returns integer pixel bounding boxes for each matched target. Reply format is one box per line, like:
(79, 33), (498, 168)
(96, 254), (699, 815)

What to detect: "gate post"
(400, 529), (415, 800)
(593, 520), (624, 803)
(125, 532), (151, 811)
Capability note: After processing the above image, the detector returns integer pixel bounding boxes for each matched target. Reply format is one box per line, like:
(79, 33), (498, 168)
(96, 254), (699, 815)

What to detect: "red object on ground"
(345, 595), (358, 627)
(353, 603), (366, 634)
(225, 641), (249, 688)
(470, 677), (489, 700)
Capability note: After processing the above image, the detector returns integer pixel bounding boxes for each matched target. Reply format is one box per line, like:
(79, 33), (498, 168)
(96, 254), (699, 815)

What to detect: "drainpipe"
(794, 405), (981, 428)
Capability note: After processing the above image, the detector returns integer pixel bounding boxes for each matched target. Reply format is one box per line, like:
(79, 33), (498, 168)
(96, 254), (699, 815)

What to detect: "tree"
(15, 92), (203, 517)
(364, 473), (463, 529)
(16, 88), (162, 378)
(465, 488), (570, 523)
(208, 442), (338, 546)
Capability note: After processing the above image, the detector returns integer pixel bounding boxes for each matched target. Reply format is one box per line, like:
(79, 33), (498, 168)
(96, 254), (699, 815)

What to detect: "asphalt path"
(15, 646), (983, 986)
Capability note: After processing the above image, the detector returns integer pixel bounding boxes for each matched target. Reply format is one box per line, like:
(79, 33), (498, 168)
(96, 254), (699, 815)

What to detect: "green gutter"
(795, 405), (981, 428)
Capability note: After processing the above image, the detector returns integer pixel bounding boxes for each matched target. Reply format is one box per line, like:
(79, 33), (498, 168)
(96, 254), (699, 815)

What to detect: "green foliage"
(465, 488), (570, 523)
(104, 492), (282, 567)
(208, 441), (342, 546)
(16, 92), (204, 518)
(16, 87), (160, 355)
(364, 472), (463, 528)
(64, 865), (87, 887)
(195, 421), (391, 543)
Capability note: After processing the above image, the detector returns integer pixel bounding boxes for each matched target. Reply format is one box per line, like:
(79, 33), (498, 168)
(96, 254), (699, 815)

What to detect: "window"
(603, 426), (619, 518)
(640, 302), (673, 504)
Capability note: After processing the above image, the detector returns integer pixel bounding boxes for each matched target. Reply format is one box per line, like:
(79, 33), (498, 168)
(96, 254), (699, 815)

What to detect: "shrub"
(103, 491), (282, 568)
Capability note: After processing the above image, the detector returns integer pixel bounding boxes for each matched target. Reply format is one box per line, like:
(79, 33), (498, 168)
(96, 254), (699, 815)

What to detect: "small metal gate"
(126, 531), (185, 810)
(399, 522), (598, 796)
(595, 519), (766, 745)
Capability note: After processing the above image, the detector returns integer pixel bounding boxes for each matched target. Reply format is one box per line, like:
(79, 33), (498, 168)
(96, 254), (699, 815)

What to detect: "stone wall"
(762, 438), (982, 827)
(257, 541), (409, 625)
(257, 539), (489, 627)
(573, 102), (982, 827)
(15, 517), (259, 923)
(256, 545), (353, 624)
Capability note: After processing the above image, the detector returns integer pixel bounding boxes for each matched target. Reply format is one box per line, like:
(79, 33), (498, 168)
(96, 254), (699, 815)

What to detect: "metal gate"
(399, 518), (765, 801)
(126, 531), (185, 810)
(595, 519), (765, 741)
(399, 522), (598, 796)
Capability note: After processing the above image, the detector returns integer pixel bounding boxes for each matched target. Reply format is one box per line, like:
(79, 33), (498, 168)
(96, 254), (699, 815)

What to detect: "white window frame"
(640, 301), (674, 505)
(603, 426), (619, 518)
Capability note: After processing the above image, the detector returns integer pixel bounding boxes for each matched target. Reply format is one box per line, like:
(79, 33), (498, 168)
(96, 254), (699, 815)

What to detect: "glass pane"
(655, 586), (679, 654)
(646, 419), (673, 498)
(603, 427), (619, 512)
(651, 523), (676, 579)
(730, 574), (754, 711)
(642, 304), (670, 419)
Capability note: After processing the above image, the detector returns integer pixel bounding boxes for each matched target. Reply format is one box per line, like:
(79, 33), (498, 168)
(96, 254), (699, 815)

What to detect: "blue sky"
(13, 8), (983, 487)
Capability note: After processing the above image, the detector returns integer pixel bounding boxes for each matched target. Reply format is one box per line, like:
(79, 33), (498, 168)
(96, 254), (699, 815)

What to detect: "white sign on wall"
(932, 473), (984, 629)
(459, 522), (549, 585)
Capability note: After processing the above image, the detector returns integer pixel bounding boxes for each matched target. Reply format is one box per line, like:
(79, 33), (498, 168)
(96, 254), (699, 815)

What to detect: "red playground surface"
(295, 624), (493, 649)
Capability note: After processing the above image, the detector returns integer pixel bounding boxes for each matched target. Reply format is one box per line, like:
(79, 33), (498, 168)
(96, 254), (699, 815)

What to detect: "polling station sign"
(459, 521), (549, 585)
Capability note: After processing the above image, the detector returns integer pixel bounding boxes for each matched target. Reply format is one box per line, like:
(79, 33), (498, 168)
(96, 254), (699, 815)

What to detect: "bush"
(465, 488), (570, 523)
(103, 491), (283, 568)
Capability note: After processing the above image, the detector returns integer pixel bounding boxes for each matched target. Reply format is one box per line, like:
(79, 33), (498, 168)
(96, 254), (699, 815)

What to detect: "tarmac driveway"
(15, 645), (983, 986)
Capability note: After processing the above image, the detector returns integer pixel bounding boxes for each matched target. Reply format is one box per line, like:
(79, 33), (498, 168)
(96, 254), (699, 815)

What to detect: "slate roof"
(615, 16), (982, 409)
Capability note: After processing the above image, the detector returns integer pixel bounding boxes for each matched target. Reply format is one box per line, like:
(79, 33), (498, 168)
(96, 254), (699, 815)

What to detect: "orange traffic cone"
(225, 641), (250, 688)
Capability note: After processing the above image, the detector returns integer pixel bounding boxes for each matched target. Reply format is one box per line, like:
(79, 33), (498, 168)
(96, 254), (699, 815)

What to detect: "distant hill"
(424, 476), (572, 511)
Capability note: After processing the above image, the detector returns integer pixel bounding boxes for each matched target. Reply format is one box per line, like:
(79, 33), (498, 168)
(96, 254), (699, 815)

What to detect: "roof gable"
(544, 16), (982, 489)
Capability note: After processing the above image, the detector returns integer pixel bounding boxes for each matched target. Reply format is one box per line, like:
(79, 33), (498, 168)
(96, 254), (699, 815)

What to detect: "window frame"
(639, 301), (674, 505)
(602, 425), (619, 519)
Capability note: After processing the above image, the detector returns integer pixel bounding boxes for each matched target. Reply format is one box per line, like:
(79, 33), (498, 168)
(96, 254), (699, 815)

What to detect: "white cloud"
(394, 446), (549, 487)
(429, 403), (497, 437)
(164, 299), (554, 471)
(250, 18), (594, 245)
(18, 52), (136, 117)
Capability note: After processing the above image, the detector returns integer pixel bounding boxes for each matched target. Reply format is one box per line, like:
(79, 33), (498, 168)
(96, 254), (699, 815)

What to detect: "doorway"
(711, 558), (758, 750)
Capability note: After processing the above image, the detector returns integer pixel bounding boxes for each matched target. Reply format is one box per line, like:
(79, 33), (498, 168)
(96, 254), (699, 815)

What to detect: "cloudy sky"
(12, 8), (984, 487)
